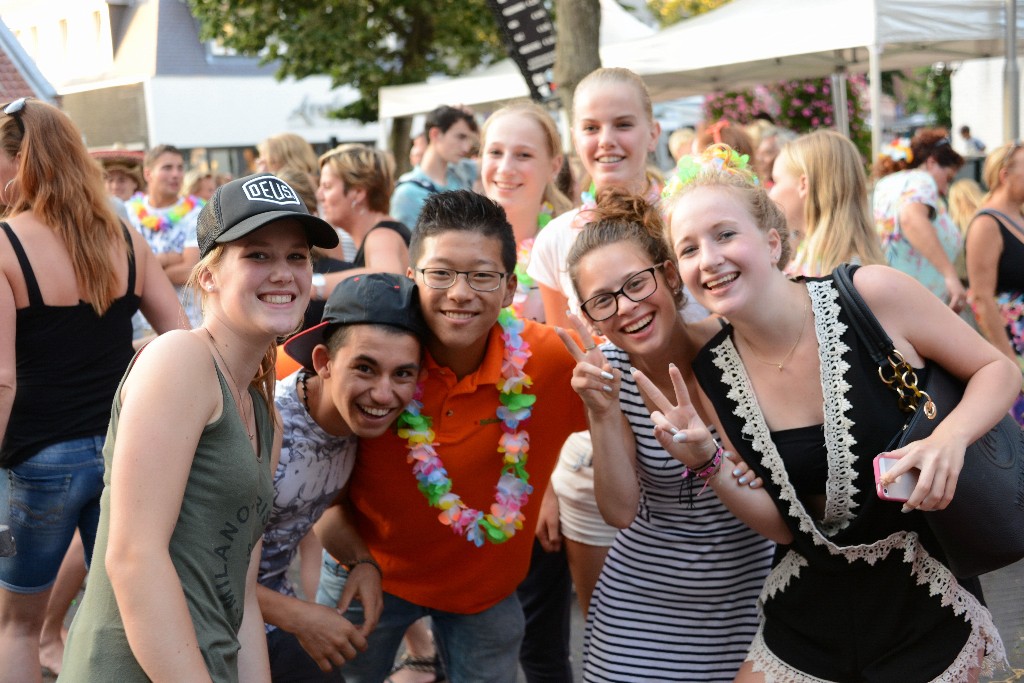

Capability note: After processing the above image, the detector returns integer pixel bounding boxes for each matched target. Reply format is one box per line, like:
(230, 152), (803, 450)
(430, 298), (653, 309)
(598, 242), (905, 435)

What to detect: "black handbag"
(833, 264), (1024, 578)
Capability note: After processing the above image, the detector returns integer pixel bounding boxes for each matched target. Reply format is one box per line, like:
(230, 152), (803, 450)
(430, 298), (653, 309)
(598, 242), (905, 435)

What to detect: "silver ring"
(583, 344), (596, 352)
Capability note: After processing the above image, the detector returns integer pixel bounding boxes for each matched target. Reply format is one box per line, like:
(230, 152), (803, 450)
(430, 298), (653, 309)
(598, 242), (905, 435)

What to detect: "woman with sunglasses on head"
(557, 187), (776, 682)
(59, 174), (339, 682)
(653, 145), (1017, 682)
(873, 128), (967, 311)
(966, 141), (1024, 424)
(0, 99), (184, 683)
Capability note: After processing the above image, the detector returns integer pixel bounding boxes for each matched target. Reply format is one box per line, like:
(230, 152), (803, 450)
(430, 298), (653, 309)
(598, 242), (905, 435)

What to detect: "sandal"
(385, 654), (446, 683)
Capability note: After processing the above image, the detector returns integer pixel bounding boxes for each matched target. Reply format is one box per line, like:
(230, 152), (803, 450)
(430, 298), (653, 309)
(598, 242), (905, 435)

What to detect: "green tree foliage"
(901, 64), (953, 129)
(187, 0), (505, 122)
(646, 0), (731, 27)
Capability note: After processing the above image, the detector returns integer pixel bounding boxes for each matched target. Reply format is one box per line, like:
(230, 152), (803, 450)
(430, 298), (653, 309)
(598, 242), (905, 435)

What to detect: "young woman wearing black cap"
(60, 173), (338, 682)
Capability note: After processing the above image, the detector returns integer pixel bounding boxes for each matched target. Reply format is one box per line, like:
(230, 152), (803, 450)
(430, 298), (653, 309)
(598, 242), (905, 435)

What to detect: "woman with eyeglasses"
(557, 187), (775, 682)
(966, 141), (1024, 424)
(0, 99), (184, 682)
(872, 128), (967, 310)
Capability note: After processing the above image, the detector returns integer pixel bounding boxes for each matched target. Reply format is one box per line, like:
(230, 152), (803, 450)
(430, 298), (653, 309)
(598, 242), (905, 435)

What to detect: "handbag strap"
(832, 264), (936, 417)
(832, 264), (894, 367)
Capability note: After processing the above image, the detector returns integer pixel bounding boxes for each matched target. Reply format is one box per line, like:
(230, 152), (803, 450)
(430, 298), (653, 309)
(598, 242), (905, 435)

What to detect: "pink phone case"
(873, 455), (918, 502)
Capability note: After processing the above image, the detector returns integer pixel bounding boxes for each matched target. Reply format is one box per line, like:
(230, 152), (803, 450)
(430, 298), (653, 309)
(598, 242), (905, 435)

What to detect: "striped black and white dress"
(582, 345), (775, 682)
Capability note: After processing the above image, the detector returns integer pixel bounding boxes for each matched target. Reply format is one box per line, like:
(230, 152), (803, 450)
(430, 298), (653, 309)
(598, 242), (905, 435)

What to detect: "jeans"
(516, 539), (574, 683)
(267, 627), (345, 683)
(0, 436), (105, 593)
(317, 552), (525, 683)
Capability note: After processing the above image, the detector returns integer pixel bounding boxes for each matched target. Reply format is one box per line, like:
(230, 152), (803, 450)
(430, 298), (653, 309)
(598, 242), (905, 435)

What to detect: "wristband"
(681, 445), (724, 497)
(344, 557), (382, 578)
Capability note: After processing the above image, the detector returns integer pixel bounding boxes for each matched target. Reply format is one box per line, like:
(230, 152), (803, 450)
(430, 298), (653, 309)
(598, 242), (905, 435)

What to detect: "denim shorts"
(0, 436), (105, 593)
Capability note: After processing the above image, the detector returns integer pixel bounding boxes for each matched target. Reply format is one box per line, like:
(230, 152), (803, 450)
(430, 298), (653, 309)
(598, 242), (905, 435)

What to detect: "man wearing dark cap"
(258, 273), (426, 682)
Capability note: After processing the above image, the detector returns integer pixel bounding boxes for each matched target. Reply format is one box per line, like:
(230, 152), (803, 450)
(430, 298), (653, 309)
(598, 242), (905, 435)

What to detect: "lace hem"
(760, 549), (807, 604)
(746, 627), (834, 683)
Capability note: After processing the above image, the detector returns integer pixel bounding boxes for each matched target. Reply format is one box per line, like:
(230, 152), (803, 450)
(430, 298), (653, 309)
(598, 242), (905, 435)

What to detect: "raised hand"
(556, 311), (620, 416)
(632, 364), (718, 469)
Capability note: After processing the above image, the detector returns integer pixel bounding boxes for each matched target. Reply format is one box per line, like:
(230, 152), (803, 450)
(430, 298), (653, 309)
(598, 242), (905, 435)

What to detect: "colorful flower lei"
(513, 201), (553, 294)
(128, 194), (202, 232)
(397, 308), (536, 547)
(662, 143), (758, 200)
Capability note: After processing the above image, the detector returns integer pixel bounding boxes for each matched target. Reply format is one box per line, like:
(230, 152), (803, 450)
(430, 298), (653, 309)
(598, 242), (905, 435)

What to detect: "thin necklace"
(738, 296), (809, 372)
(206, 330), (258, 448)
(299, 371), (313, 413)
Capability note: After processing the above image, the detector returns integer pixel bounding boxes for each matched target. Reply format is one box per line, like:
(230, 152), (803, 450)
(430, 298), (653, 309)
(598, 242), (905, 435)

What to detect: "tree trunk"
(553, 0), (602, 122)
(390, 116), (414, 176)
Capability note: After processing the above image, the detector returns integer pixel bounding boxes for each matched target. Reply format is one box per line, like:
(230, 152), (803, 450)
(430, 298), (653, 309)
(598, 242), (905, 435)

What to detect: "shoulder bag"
(833, 263), (1024, 578)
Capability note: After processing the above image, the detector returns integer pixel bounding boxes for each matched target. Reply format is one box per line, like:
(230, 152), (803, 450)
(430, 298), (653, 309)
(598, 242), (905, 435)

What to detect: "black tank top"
(973, 210), (1024, 293)
(0, 222), (140, 468)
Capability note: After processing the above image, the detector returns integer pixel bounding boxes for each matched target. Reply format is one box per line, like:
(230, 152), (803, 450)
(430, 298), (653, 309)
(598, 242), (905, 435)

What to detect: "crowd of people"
(0, 68), (1021, 683)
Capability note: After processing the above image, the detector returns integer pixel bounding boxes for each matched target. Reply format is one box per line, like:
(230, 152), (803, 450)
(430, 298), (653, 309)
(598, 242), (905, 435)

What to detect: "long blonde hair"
(480, 102), (572, 216)
(776, 130), (883, 275)
(258, 133), (319, 176)
(981, 142), (1023, 199)
(948, 179), (984, 235)
(1, 100), (126, 315)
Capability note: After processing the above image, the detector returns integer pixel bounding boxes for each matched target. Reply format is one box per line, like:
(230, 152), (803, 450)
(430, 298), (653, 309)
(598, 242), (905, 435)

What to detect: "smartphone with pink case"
(873, 455), (919, 502)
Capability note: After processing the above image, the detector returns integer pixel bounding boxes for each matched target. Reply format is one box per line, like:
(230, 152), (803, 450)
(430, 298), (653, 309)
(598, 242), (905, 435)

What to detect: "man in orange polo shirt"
(315, 190), (587, 682)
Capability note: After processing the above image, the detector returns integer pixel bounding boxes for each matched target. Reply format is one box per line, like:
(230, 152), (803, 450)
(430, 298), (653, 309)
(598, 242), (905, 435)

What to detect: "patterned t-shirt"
(259, 371), (356, 629)
(873, 169), (961, 301)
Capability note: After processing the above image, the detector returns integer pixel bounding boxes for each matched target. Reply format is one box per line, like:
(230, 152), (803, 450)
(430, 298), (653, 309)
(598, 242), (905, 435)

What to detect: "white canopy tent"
(380, 0), (1023, 154)
(377, 0), (655, 119)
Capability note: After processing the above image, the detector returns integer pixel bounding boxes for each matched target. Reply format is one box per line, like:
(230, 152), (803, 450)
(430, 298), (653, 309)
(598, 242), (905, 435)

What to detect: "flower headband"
(662, 143), (758, 200)
(878, 137), (913, 164)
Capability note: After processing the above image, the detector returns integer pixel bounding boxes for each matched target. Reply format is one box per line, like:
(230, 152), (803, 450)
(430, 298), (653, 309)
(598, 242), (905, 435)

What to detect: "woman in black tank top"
(0, 99), (184, 682)
(966, 141), (1024, 425)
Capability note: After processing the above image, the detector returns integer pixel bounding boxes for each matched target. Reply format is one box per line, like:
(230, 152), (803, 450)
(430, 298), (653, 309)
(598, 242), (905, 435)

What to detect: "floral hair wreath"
(879, 137), (913, 164)
(662, 143), (759, 200)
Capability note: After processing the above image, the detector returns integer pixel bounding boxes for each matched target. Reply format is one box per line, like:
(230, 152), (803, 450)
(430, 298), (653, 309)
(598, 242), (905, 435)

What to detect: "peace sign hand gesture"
(632, 364), (718, 470)
(556, 311), (620, 417)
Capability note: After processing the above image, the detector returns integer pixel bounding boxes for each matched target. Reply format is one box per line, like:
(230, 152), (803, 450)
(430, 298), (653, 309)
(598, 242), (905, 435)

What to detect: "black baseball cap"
(196, 172), (338, 257)
(283, 272), (427, 369)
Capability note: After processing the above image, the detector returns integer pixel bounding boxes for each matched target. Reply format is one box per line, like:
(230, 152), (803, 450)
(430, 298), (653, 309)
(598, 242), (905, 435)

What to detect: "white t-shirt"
(526, 208), (584, 312)
(526, 207), (709, 321)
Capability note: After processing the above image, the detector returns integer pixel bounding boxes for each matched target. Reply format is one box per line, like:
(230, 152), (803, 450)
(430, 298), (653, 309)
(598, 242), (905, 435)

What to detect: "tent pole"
(1006, 0), (1019, 142)
(869, 44), (882, 160)
(831, 67), (850, 138)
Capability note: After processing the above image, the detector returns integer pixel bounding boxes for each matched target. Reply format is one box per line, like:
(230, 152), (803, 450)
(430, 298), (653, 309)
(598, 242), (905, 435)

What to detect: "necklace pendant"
(776, 363), (784, 371)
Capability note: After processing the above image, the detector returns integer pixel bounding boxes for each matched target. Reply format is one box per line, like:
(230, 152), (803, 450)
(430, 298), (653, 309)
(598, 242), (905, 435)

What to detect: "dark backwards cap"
(197, 172), (339, 257)
(283, 272), (427, 370)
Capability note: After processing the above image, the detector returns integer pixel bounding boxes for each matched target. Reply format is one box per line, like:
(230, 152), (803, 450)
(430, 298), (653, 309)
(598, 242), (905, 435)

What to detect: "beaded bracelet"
(681, 445), (724, 497)
(344, 557), (383, 578)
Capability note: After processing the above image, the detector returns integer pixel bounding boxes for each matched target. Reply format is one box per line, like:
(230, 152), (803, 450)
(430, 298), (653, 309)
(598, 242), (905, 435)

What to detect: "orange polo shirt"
(350, 320), (587, 614)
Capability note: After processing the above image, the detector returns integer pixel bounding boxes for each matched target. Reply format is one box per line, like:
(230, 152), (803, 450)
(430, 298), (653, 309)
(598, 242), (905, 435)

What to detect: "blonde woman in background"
(770, 130), (884, 276)
(947, 178), (984, 293)
(256, 132), (320, 177)
(479, 101), (571, 321)
(966, 142), (1024, 424)
(183, 168), (217, 203)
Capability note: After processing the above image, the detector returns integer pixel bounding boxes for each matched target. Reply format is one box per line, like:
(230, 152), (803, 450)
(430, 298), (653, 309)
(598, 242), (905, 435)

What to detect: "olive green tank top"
(59, 352), (274, 683)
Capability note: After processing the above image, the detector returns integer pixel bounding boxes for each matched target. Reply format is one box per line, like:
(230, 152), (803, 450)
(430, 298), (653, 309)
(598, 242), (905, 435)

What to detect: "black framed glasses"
(580, 265), (664, 322)
(4, 98), (28, 136)
(416, 267), (507, 292)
